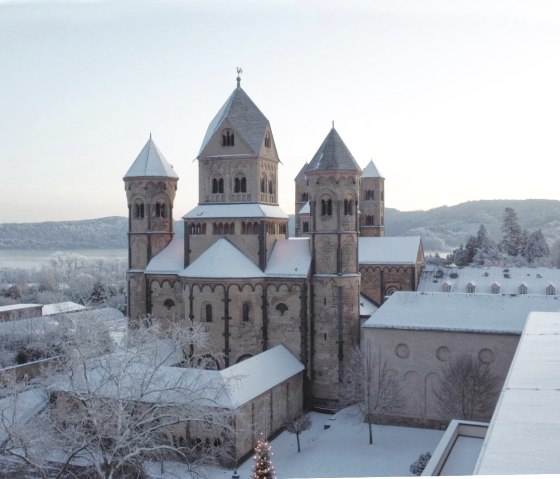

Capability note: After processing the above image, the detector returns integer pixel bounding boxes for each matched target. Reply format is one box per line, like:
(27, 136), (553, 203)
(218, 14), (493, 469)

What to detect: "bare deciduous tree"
(1, 318), (234, 479)
(434, 354), (500, 421)
(285, 414), (311, 453)
(342, 345), (404, 444)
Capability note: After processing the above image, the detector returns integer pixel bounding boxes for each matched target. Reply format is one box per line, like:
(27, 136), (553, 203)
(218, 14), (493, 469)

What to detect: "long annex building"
(124, 76), (425, 407)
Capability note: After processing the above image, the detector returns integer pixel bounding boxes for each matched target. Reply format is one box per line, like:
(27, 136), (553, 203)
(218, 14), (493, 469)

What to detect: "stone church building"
(124, 76), (425, 407)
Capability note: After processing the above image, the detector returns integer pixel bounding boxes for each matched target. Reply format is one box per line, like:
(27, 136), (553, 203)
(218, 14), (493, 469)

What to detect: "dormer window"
(264, 132), (271, 148)
(466, 282), (476, 294)
(491, 282), (501, 294)
(546, 284), (556, 296)
(222, 129), (234, 147)
(519, 283), (528, 295)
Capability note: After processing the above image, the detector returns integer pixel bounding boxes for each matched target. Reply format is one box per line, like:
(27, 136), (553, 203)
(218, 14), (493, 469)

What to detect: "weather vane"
(236, 67), (243, 88)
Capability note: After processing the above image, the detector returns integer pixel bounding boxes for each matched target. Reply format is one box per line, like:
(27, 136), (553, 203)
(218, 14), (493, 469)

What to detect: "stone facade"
(124, 79), (424, 409)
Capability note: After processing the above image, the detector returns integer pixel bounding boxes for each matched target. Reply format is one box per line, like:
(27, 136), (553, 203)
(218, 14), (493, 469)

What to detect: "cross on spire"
(236, 67), (243, 88)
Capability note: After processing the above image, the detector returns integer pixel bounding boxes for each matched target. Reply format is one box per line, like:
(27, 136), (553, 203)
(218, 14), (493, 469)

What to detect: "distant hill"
(386, 199), (560, 252)
(1, 199), (559, 252)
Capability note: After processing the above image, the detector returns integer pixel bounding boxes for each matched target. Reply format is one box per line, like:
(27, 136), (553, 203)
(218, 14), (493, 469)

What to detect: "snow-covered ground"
(146, 407), (444, 479)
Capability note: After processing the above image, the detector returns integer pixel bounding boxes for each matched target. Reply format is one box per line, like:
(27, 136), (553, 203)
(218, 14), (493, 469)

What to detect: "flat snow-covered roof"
(0, 303), (41, 313)
(362, 291), (560, 334)
(474, 312), (560, 475)
(358, 237), (422, 265)
(183, 203), (288, 219)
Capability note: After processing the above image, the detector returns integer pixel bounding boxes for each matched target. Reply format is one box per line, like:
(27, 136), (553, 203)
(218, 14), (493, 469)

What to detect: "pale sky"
(2, 0), (560, 223)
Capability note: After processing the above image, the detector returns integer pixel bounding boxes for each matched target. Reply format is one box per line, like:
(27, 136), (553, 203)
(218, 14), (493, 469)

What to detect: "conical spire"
(123, 136), (178, 179)
(306, 127), (362, 173)
(362, 159), (383, 178)
(197, 85), (270, 158)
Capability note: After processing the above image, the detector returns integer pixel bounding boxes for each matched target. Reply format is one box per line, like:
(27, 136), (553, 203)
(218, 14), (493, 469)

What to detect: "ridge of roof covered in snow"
(474, 312), (560, 475)
(298, 202), (310, 214)
(145, 230), (185, 275)
(265, 238), (311, 278)
(362, 291), (560, 334)
(183, 203), (288, 219)
(197, 86), (270, 157)
(362, 159), (383, 178)
(358, 236), (422, 264)
(306, 128), (362, 173)
(42, 302), (86, 316)
(180, 238), (264, 279)
(123, 137), (178, 179)
(419, 264), (560, 296)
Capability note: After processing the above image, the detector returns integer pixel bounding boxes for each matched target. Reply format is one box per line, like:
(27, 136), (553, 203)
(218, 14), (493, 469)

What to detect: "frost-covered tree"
(523, 229), (550, 264)
(0, 319), (233, 479)
(500, 208), (524, 257)
(434, 354), (500, 421)
(473, 224), (500, 264)
(285, 414), (312, 453)
(252, 432), (276, 479)
(410, 452), (432, 476)
(342, 345), (404, 444)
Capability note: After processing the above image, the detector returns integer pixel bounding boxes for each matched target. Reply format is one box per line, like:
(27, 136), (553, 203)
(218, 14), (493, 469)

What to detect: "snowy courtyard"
(147, 407), (444, 479)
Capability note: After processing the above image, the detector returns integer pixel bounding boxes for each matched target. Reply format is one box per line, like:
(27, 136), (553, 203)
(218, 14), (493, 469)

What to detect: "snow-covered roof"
(197, 86), (271, 157)
(475, 312), (560, 474)
(419, 264), (560, 296)
(298, 202), (310, 215)
(52, 345), (303, 410)
(42, 302), (86, 316)
(358, 237), (423, 265)
(359, 294), (378, 316)
(362, 159), (383, 178)
(265, 239), (311, 278)
(183, 203), (288, 219)
(180, 238), (264, 279)
(0, 388), (48, 444)
(145, 231), (185, 275)
(306, 128), (362, 173)
(123, 137), (178, 179)
(0, 303), (41, 313)
(362, 291), (560, 334)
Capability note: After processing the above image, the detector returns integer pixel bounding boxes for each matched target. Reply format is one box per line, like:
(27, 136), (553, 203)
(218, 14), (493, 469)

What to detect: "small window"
(154, 202), (166, 218)
(365, 215), (374, 226)
(261, 176), (266, 193)
(442, 282), (451, 293)
(302, 221), (309, 233)
(344, 199), (353, 216)
(466, 282), (476, 294)
(519, 283), (528, 295)
(491, 283), (501, 294)
(242, 303), (250, 322)
(264, 132), (271, 148)
(546, 284), (556, 296)
(134, 202), (145, 219)
(212, 177), (224, 194)
(163, 299), (175, 311)
(205, 304), (212, 322)
(275, 303), (288, 316)
(222, 129), (234, 147)
(301, 192), (308, 202)
(321, 198), (332, 216)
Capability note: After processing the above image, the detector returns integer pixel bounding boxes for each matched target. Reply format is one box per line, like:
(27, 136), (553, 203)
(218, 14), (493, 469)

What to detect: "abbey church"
(124, 76), (425, 407)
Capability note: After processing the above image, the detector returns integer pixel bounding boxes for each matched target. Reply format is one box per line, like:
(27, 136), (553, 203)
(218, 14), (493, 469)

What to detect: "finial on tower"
(236, 67), (243, 88)
(332, 120), (335, 129)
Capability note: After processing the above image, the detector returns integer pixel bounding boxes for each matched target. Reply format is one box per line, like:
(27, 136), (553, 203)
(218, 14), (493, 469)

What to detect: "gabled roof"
(359, 237), (423, 265)
(197, 86), (270, 158)
(145, 231), (185, 275)
(362, 159), (383, 178)
(306, 128), (362, 173)
(265, 238), (311, 278)
(123, 137), (178, 179)
(179, 238), (264, 279)
(298, 202), (310, 215)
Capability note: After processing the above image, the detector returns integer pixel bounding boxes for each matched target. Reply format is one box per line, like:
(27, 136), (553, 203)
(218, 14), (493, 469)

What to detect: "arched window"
(321, 198), (333, 216)
(344, 199), (353, 216)
(301, 192), (308, 202)
(205, 304), (212, 322)
(222, 129), (234, 147)
(261, 175), (267, 193)
(268, 178), (274, 195)
(264, 132), (271, 148)
(218, 178), (224, 193)
(365, 215), (374, 226)
(234, 175), (247, 193)
(275, 303), (289, 316)
(302, 221), (309, 233)
(154, 202), (166, 218)
(212, 178), (224, 194)
(242, 303), (250, 322)
(134, 202), (145, 219)
(163, 299), (175, 311)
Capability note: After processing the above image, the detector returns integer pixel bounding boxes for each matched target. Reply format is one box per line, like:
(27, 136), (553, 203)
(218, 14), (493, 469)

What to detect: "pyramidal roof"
(362, 159), (383, 178)
(124, 137), (178, 179)
(306, 128), (362, 173)
(179, 238), (264, 279)
(197, 84), (270, 158)
(294, 162), (309, 181)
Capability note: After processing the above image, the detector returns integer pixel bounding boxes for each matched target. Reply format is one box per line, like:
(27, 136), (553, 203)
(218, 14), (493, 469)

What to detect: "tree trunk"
(296, 432), (301, 453)
(368, 418), (373, 445)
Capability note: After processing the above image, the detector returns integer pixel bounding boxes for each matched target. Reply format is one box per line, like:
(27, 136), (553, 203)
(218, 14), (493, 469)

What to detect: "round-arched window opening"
(478, 348), (495, 364)
(395, 343), (410, 359)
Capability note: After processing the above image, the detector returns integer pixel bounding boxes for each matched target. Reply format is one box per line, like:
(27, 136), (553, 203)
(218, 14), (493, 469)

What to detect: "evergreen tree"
(524, 229), (550, 263)
(500, 207), (523, 256)
(473, 224), (500, 264)
(252, 432), (276, 479)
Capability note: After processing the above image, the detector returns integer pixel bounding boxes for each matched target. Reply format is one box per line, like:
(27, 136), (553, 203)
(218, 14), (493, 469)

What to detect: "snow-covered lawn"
(147, 407), (444, 478)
